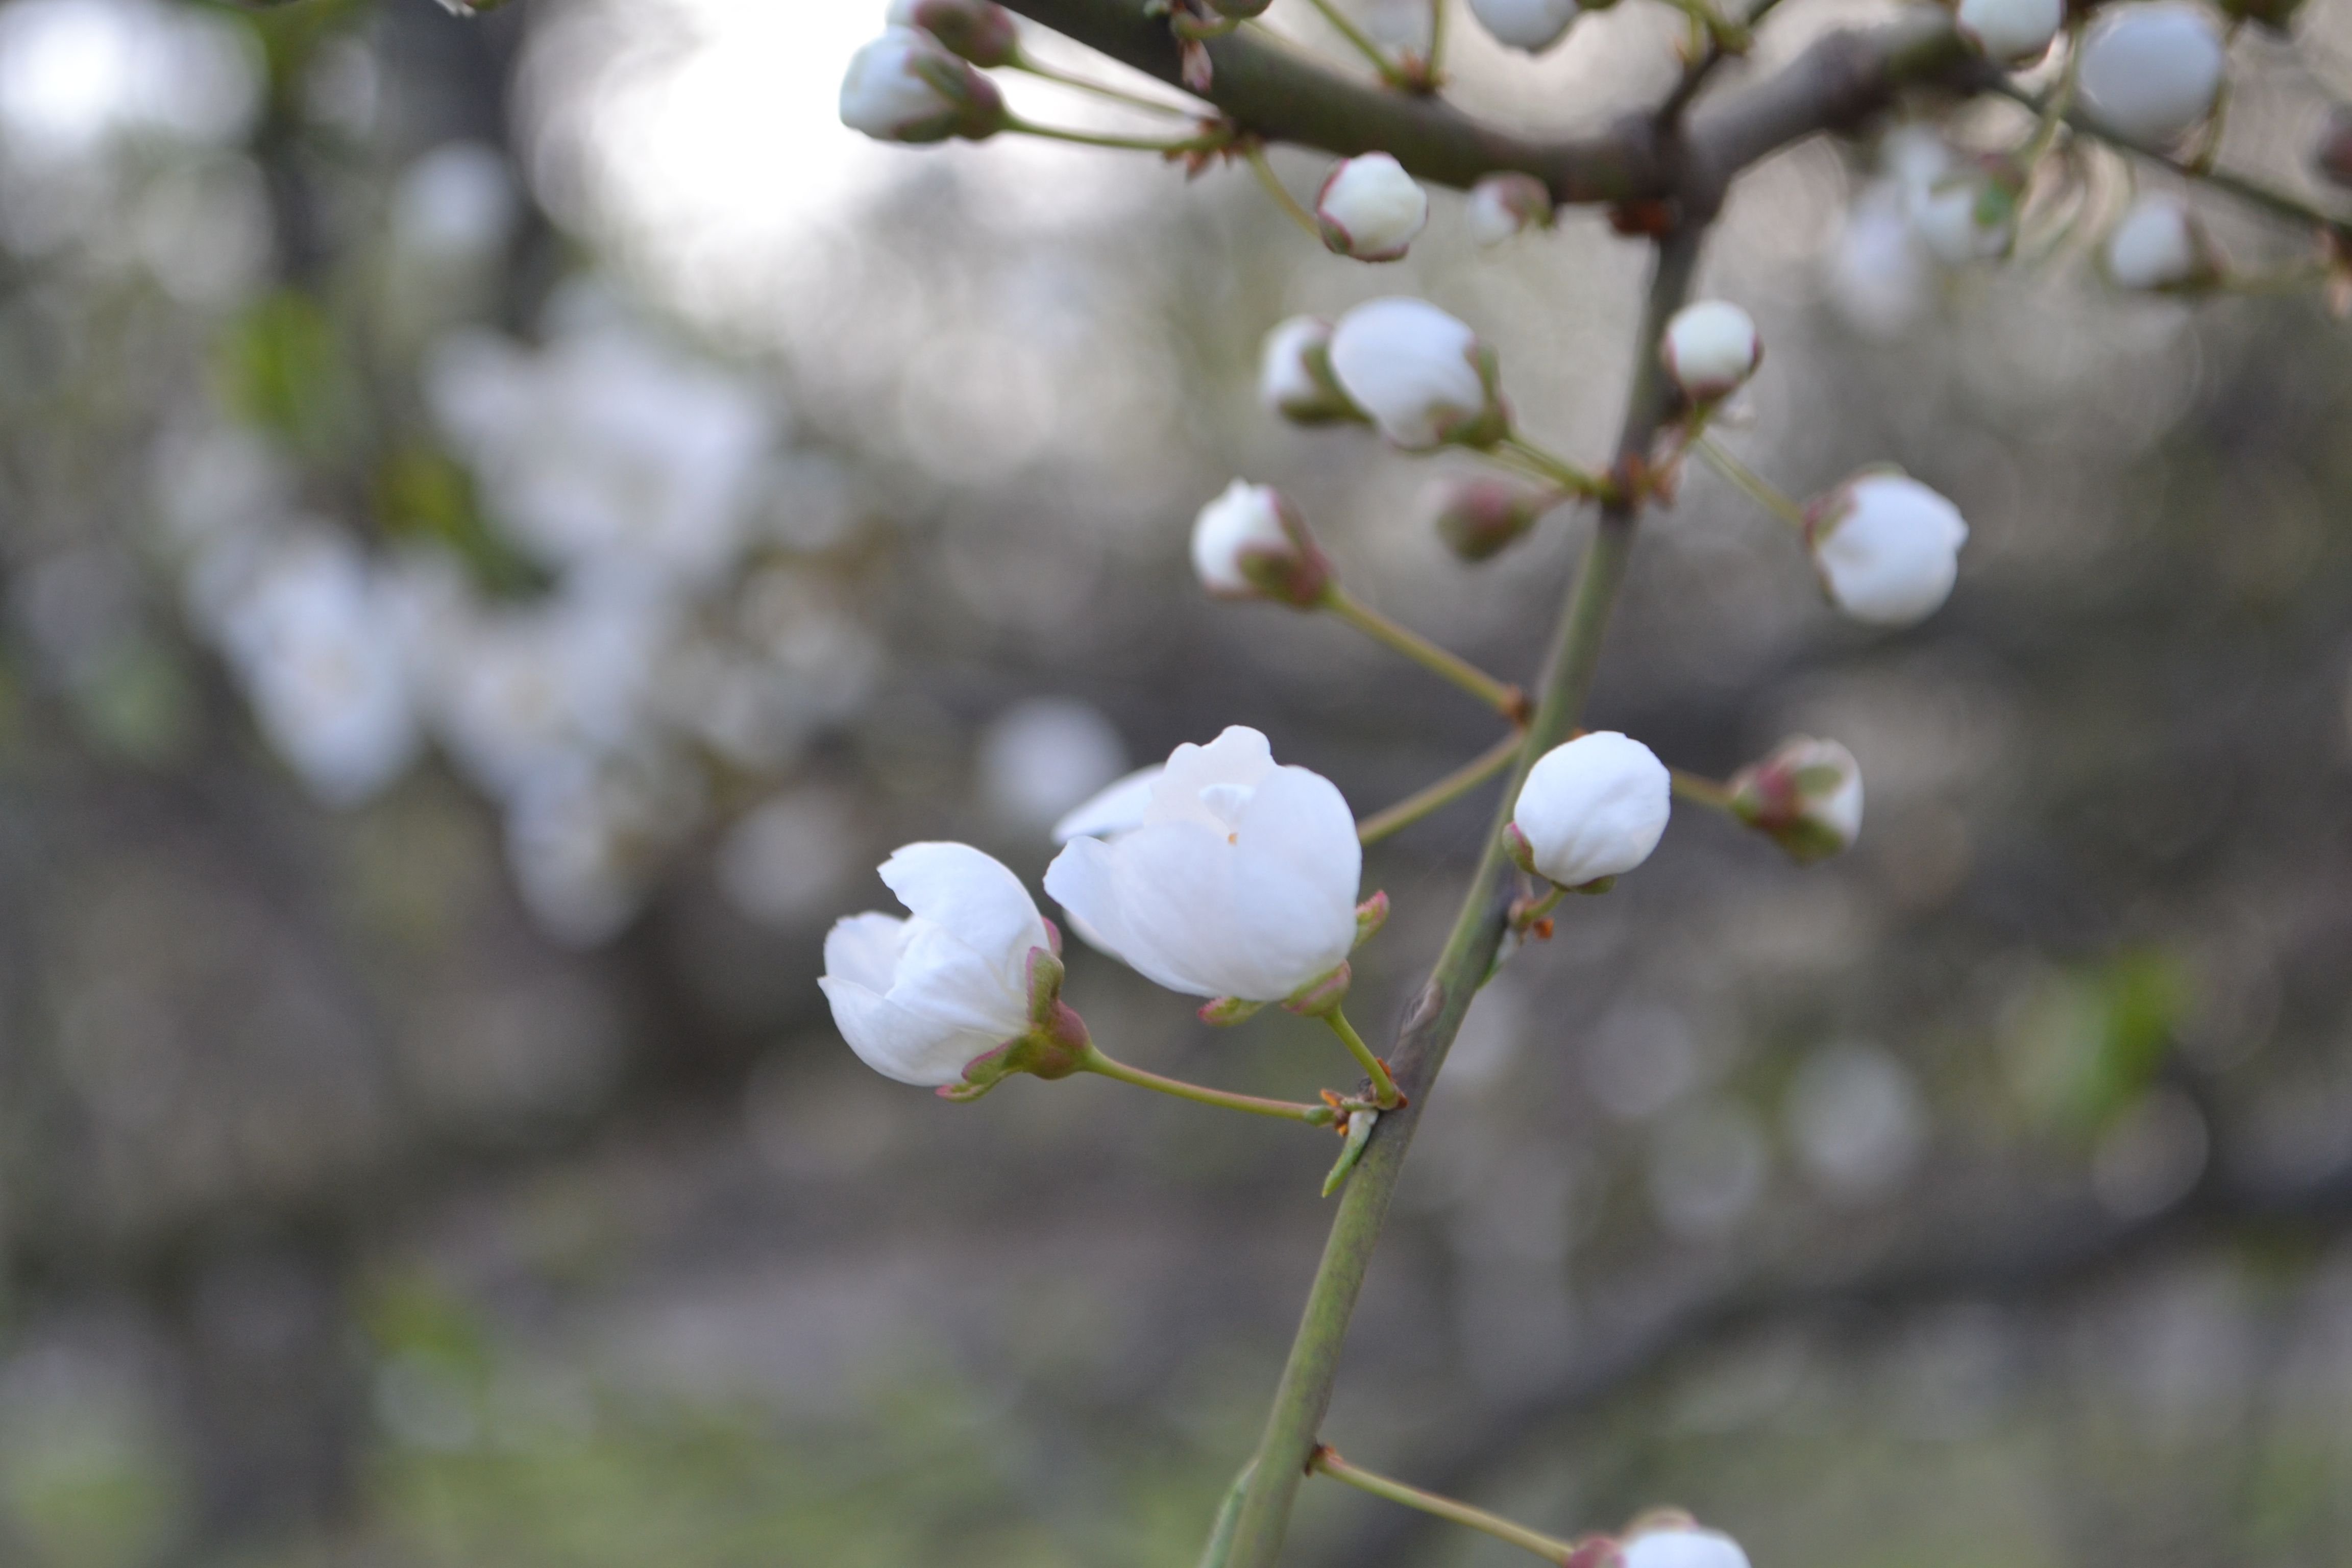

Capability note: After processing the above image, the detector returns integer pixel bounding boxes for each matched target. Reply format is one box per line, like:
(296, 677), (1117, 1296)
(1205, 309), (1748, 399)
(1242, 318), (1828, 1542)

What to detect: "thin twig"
(1357, 733), (1524, 845)
(1310, 1447), (1578, 1561)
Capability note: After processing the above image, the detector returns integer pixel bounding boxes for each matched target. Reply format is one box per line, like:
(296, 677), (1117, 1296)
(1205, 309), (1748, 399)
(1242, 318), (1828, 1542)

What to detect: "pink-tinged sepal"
(1281, 961), (1352, 1019)
(1198, 995), (1265, 1026)
(1352, 891), (1389, 949)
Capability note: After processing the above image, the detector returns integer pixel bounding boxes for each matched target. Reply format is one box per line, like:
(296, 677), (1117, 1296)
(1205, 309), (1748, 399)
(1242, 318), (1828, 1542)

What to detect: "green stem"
(1220, 223), (1707, 1568)
(1692, 433), (1809, 533)
(1003, 115), (1225, 153)
(2016, 23), (2080, 170)
(1081, 1045), (1336, 1124)
(1195, 1459), (1258, 1568)
(1323, 585), (1526, 719)
(1310, 1448), (1577, 1562)
(1357, 732), (1524, 845)
(1670, 766), (1735, 811)
(1246, 145), (1324, 238)
(1498, 433), (1610, 497)
(1509, 884), (1565, 933)
(1302, 0), (1407, 84)
(1011, 57), (1198, 117)
(1426, 0), (1449, 75)
(1321, 1008), (1402, 1108)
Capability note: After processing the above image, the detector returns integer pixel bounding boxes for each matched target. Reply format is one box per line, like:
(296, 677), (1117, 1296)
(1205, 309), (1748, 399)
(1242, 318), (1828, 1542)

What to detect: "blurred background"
(2, 0), (2351, 1563)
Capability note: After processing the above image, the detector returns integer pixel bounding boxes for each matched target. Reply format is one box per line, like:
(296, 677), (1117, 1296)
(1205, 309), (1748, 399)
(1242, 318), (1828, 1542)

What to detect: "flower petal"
(823, 911), (912, 993)
(1146, 726), (1275, 829)
(877, 841), (1049, 984)
(819, 973), (1004, 1086)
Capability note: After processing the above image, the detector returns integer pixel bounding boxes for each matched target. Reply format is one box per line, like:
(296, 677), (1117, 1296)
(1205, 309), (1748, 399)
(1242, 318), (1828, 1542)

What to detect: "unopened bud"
(839, 27), (1007, 144)
(1281, 961), (1352, 1018)
(1353, 890), (1390, 947)
(1467, 0), (1581, 51)
(1729, 737), (1862, 863)
(1954, 0), (2062, 65)
(1433, 477), (1556, 562)
(1661, 300), (1761, 404)
(2103, 193), (2224, 292)
(1805, 469), (1968, 627)
(1316, 153), (1430, 263)
(1327, 297), (1509, 451)
(886, 0), (1021, 65)
(1511, 732), (1671, 890)
(2078, 4), (2226, 147)
(1466, 172), (1555, 246)
(1258, 316), (1365, 426)
(1620, 1520), (1751, 1568)
(1191, 479), (1333, 608)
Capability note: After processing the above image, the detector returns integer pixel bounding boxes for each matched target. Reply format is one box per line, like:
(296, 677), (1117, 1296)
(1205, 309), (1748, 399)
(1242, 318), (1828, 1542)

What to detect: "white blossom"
(1190, 479), (1328, 604)
(425, 321), (770, 592)
(1044, 726), (1360, 1001)
(2104, 193), (2214, 290)
(1622, 1524), (1753, 1568)
(1465, 173), (1553, 246)
(1466, 0), (1580, 51)
(2078, 4), (2227, 146)
(1315, 153), (1429, 262)
(1806, 471), (1968, 627)
(718, 788), (857, 928)
(1954, 0), (2063, 64)
(822, 842), (1056, 1086)
(838, 25), (1005, 143)
(1510, 731), (1671, 889)
(1661, 300), (1761, 403)
(1326, 297), (1504, 451)
(503, 752), (696, 947)
(217, 531), (420, 806)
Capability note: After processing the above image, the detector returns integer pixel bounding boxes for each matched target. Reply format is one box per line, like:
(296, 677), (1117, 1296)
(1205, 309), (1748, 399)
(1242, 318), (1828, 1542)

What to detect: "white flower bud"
(2103, 193), (2220, 290)
(1906, 162), (2018, 264)
(1510, 731), (1671, 890)
(1661, 300), (1761, 404)
(1190, 479), (1332, 607)
(820, 842), (1057, 1086)
(1044, 727), (1362, 1001)
(1805, 471), (1968, 627)
(1315, 153), (1429, 262)
(2078, 4), (2227, 146)
(1467, 0), (1581, 51)
(1466, 172), (1554, 246)
(1622, 1524), (1753, 1568)
(1327, 297), (1507, 451)
(1829, 182), (1931, 336)
(1257, 315), (1363, 425)
(839, 26), (1007, 144)
(1954, 0), (2063, 64)
(885, 0), (1020, 66)
(1730, 737), (1863, 862)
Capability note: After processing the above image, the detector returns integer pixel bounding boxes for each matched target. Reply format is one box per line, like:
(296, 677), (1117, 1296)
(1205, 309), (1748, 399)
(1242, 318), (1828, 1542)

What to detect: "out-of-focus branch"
(998, 0), (1979, 206)
(1328, 1136), (2352, 1566)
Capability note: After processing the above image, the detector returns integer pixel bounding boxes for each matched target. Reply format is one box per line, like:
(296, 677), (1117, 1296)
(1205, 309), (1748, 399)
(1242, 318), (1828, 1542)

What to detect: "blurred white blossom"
(977, 698), (1128, 835)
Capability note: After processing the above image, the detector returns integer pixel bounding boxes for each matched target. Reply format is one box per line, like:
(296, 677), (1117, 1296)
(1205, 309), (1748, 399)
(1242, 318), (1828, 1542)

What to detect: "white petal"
(1146, 725), (1277, 828)
(823, 910), (912, 992)
(876, 841), (1050, 983)
(819, 973), (1005, 1086)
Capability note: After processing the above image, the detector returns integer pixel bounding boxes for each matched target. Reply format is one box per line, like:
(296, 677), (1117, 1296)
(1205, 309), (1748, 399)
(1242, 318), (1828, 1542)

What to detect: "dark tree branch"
(998, 0), (1978, 208)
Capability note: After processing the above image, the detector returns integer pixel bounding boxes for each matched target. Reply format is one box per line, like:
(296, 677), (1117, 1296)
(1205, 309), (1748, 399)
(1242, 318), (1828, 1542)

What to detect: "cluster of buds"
(1728, 737), (1864, 863)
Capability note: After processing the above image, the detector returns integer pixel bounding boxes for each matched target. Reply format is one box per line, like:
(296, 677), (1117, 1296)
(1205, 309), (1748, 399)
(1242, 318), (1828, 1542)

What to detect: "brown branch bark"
(998, 0), (1981, 208)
